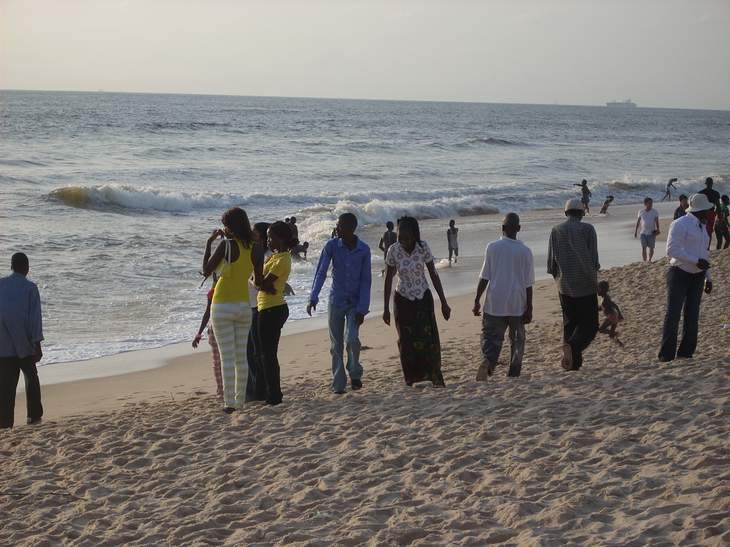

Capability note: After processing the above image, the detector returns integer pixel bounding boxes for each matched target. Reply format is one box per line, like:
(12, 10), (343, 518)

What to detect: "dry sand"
(2, 251), (729, 545)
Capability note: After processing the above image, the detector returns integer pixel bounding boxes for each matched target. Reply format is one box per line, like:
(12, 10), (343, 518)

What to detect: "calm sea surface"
(1, 90), (728, 363)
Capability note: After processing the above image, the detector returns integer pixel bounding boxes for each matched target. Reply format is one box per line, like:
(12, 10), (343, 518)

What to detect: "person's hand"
(355, 313), (365, 326)
(523, 305), (533, 325)
(260, 279), (277, 294)
(472, 301), (481, 316)
(382, 309), (391, 326)
(697, 259), (710, 271)
(207, 229), (224, 243)
(705, 281), (713, 294)
(441, 302), (451, 321)
(634, 232), (638, 238)
(192, 334), (202, 349)
(33, 347), (43, 364)
(306, 302), (316, 316)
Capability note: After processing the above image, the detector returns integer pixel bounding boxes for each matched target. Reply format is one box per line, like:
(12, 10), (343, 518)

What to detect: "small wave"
(0, 158), (47, 167)
(138, 121), (231, 133)
(429, 137), (529, 149)
(49, 184), (236, 213)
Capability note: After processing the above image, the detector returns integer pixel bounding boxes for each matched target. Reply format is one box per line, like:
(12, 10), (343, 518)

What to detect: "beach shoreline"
(29, 200), (677, 387)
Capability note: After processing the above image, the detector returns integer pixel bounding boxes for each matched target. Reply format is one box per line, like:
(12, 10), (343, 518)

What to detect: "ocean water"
(1, 90), (728, 364)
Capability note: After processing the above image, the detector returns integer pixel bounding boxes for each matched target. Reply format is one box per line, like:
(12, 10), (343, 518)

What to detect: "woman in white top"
(383, 216), (451, 386)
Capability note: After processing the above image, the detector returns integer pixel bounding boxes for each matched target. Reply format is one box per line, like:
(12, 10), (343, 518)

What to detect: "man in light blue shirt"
(307, 213), (371, 394)
(0, 253), (44, 428)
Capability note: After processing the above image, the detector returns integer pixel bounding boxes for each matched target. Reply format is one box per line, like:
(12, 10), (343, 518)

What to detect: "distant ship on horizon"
(606, 99), (637, 108)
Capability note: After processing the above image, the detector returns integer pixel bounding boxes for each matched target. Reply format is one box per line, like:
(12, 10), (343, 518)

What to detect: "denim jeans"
(658, 267), (705, 361)
(480, 314), (525, 377)
(328, 303), (363, 392)
(558, 293), (599, 369)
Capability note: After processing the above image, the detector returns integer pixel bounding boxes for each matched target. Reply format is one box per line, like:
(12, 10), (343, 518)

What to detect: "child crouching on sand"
(597, 280), (624, 347)
(193, 276), (223, 401)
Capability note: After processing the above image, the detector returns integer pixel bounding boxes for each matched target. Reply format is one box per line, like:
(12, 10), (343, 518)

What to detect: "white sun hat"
(686, 193), (713, 213)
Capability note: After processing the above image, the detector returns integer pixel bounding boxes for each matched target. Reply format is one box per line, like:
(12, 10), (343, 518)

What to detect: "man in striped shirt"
(547, 199), (601, 371)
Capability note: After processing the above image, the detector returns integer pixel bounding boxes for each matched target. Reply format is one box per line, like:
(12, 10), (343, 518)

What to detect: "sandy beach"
(3, 221), (729, 544)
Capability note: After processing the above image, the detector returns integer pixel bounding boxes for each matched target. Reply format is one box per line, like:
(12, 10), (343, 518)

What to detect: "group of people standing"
(0, 179), (723, 426)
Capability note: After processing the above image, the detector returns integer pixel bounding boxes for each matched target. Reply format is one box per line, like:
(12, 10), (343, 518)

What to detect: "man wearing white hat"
(658, 193), (714, 362)
(547, 198), (601, 371)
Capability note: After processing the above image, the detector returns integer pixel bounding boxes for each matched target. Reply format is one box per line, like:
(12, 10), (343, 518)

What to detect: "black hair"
(386, 221), (394, 230)
(290, 216), (297, 223)
(598, 280), (609, 291)
(221, 207), (253, 248)
(705, 177), (713, 186)
(269, 221), (296, 251)
(252, 222), (271, 243)
(644, 197), (653, 204)
(679, 194), (688, 200)
(722, 194), (729, 203)
(11, 252), (29, 274)
(338, 212), (358, 231)
(397, 216), (422, 245)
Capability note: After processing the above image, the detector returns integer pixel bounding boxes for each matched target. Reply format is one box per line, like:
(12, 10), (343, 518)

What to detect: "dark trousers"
(245, 307), (267, 402)
(558, 293), (599, 369)
(659, 267), (705, 361)
(257, 304), (289, 405)
(0, 356), (43, 429)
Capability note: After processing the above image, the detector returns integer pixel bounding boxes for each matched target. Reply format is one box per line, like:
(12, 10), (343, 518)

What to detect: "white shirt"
(637, 208), (659, 235)
(666, 213), (712, 281)
(479, 237), (535, 317)
(386, 241), (434, 300)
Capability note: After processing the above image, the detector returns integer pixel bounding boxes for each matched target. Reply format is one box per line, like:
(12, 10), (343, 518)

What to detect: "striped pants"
(211, 302), (252, 409)
(207, 326), (223, 401)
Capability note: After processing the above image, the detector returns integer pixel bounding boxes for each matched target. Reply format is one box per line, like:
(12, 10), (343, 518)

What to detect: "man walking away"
(634, 197), (660, 262)
(308, 213), (372, 394)
(658, 194), (713, 362)
(473, 213), (534, 379)
(378, 221), (397, 275)
(0, 253), (44, 428)
(547, 199), (600, 371)
(674, 194), (689, 220)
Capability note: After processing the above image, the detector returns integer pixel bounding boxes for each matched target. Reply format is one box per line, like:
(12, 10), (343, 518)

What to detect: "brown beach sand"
(2, 251), (729, 545)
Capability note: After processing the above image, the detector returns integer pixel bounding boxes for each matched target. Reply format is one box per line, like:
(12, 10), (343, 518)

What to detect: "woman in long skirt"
(383, 216), (451, 386)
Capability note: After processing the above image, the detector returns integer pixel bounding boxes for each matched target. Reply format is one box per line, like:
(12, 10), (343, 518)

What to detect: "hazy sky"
(2, 0), (729, 109)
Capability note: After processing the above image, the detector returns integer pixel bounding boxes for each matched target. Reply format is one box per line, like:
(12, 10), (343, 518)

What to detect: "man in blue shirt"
(308, 213), (372, 394)
(0, 253), (44, 428)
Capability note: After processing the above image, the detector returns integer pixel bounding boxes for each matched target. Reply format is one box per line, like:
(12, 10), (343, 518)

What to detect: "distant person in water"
(192, 274), (223, 401)
(202, 207), (266, 413)
(597, 280), (624, 347)
(661, 178), (678, 201)
(447, 219), (459, 264)
(378, 221), (397, 275)
(292, 241), (309, 261)
(698, 177), (720, 245)
(547, 199), (600, 371)
(599, 195), (614, 214)
(473, 213), (534, 379)
(574, 179), (592, 214)
(308, 213), (371, 394)
(288, 216), (300, 243)
(658, 194), (713, 362)
(0, 253), (44, 429)
(715, 195), (730, 249)
(257, 221), (295, 405)
(634, 197), (660, 262)
(384, 216), (450, 387)
(674, 194), (689, 220)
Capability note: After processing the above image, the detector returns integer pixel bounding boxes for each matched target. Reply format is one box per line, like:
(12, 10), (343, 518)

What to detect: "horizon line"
(2, 87), (729, 113)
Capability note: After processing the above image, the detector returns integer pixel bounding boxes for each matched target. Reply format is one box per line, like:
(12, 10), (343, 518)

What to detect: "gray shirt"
(0, 273), (44, 358)
(547, 217), (600, 298)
